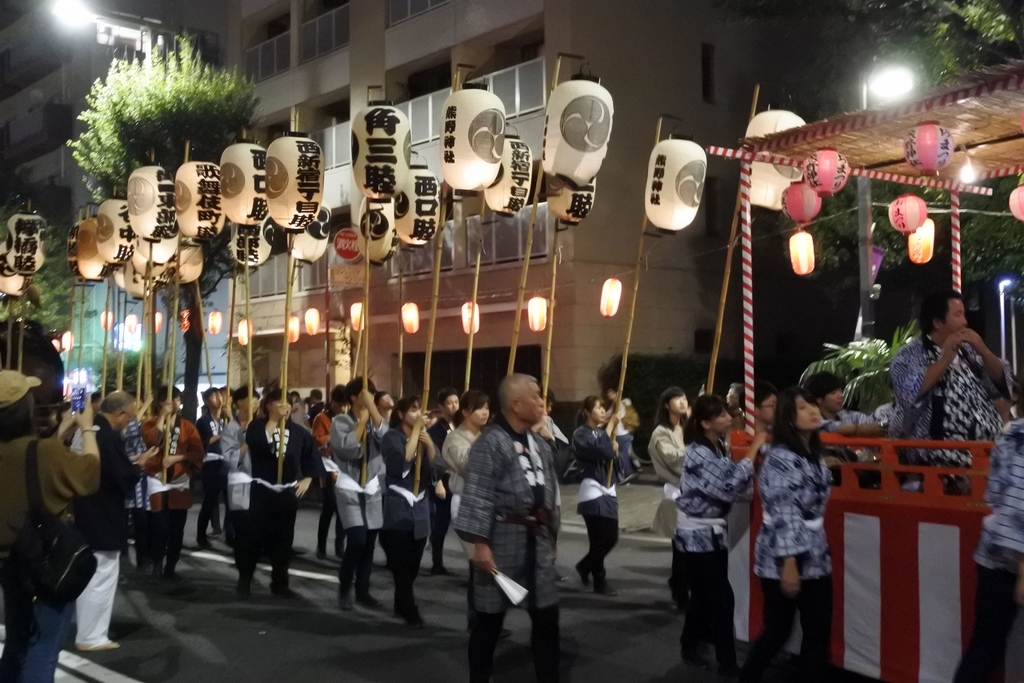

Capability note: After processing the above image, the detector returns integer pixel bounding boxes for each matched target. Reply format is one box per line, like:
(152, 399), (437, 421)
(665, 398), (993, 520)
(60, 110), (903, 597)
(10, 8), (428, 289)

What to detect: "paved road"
(0, 479), (873, 683)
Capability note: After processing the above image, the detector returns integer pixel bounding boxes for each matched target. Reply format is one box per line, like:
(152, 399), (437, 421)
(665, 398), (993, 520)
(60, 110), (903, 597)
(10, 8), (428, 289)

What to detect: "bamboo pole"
(352, 318), (364, 378)
(139, 261), (153, 407)
(116, 289), (125, 391)
(464, 207), (483, 393)
(706, 85), (760, 394)
(541, 228), (560, 410)
(359, 228), (372, 488)
(101, 276), (113, 398)
(244, 235), (254, 416)
(226, 264), (237, 401)
(277, 239), (297, 484)
(73, 282), (86, 375)
(64, 283), (78, 375)
(608, 116), (665, 487)
(193, 280), (214, 387)
(397, 243), (404, 398)
(162, 252), (181, 484)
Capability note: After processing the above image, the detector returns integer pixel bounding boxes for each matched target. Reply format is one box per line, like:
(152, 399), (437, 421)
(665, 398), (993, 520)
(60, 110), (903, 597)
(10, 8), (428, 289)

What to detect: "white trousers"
(75, 550), (120, 646)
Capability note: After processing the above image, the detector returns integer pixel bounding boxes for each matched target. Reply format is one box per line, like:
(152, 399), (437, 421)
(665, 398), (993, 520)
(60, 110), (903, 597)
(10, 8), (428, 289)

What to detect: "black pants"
(131, 508), (150, 567)
(954, 564), (1021, 683)
(197, 460), (227, 542)
(233, 501), (297, 591)
(317, 481), (343, 556)
(671, 545), (690, 607)
(680, 548), (736, 667)
(578, 515), (618, 586)
(150, 508), (188, 572)
(469, 605), (560, 683)
(739, 576), (832, 683)
(429, 485), (451, 569)
(379, 529), (426, 618)
(338, 525), (378, 598)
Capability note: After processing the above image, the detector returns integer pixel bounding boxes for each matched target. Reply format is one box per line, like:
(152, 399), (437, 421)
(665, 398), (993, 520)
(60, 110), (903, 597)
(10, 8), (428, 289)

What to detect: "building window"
(701, 43), (715, 104)
(249, 253), (290, 298)
(467, 203), (550, 267)
(704, 176), (719, 236)
(392, 219), (455, 276)
(388, 0), (450, 27)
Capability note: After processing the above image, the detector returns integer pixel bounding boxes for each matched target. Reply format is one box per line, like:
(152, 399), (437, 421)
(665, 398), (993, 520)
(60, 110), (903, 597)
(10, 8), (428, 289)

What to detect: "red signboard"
(333, 228), (362, 263)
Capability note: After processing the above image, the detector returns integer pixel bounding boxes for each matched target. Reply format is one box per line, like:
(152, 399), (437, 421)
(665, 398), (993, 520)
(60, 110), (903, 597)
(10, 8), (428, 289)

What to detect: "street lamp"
(866, 66), (915, 104)
(51, 0), (95, 26)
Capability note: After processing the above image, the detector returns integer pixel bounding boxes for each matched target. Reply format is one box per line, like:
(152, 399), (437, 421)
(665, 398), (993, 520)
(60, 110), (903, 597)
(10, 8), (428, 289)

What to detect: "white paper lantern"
(395, 165), (441, 246)
(72, 217), (107, 281)
(292, 206), (332, 262)
(484, 135), (533, 216)
(542, 75), (615, 186)
(132, 235), (179, 268)
(233, 218), (275, 267)
(266, 133), (324, 232)
(4, 213), (45, 276)
(220, 142), (268, 226)
(356, 197), (398, 265)
(0, 272), (28, 297)
(888, 194), (928, 235)
(746, 110), (806, 210)
(351, 102), (411, 200)
(439, 84), (506, 191)
(549, 176), (596, 224)
(127, 166), (177, 241)
(117, 260), (147, 299)
(177, 242), (204, 283)
(905, 122), (954, 174)
(644, 139), (707, 231)
(96, 199), (135, 265)
(175, 161), (225, 241)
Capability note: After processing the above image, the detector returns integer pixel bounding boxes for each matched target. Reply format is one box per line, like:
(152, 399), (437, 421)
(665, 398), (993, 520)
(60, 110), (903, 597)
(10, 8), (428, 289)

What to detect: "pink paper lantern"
(888, 194), (928, 235)
(904, 121), (953, 174)
(781, 182), (822, 225)
(804, 148), (850, 196)
(1010, 185), (1024, 222)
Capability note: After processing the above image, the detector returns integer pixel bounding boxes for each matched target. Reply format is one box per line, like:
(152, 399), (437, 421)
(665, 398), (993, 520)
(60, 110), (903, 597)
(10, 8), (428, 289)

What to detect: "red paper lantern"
(154, 311), (164, 334)
(904, 121), (953, 174)
(180, 309), (191, 333)
(401, 303), (419, 334)
(208, 310), (223, 335)
(888, 194), (928, 234)
(789, 230), (815, 276)
(600, 278), (622, 317)
(1010, 185), (1024, 222)
(349, 302), (362, 332)
(61, 331), (73, 352)
(305, 308), (320, 336)
(461, 302), (480, 335)
(237, 318), (253, 346)
(100, 310), (114, 331)
(528, 296), (547, 332)
(908, 219), (935, 265)
(781, 182), (822, 225)
(804, 148), (850, 196)
(287, 315), (300, 343)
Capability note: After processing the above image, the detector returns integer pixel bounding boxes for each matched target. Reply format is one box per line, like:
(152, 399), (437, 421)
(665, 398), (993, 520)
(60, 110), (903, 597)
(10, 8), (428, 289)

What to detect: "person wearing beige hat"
(0, 370), (101, 683)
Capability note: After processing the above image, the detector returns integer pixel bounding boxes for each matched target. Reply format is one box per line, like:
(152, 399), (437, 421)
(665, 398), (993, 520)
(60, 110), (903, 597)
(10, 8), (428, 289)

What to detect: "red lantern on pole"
(401, 303), (420, 334)
(888, 194), (928, 234)
(804, 148), (850, 196)
(789, 230), (815, 276)
(208, 310), (223, 335)
(154, 311), (164, 334)
(461, 302), (480, 335)
(305, 308), (320, 336)
(528, 296), (547, 332)
(781, 182), (822, 225)
(237, 318), (253, 346)
(180, 309), (191, 333)
(600, 278), (622, 317)
(349, 302), (363, 332)
(1010, 185), (1024, 222)
(287, 315), (300, 343)
(904, 121), (953, 174)
(908, 219), (935, 264)
(100, 310), (114, 331)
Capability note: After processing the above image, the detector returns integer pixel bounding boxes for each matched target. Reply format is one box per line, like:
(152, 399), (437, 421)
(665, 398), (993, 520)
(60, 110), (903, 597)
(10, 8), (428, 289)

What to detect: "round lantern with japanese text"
(746, 110), (806, 210)
(266, 133), (324, 232)
(132, 235), (178, 268)
(357, 197), (398, 265)
(395, 165), (442, 246)
(644, 139), (707, 231)
(402, 303), (419, 334)
(220, 142), (268, 226)
(292, 206), (332, 263)
(175, 161), (225, 240)
(5, 213), (46, 276)
(351, 102), (411, 200)
(781, 182), (822, 225)
(72, 217), (107, 281)
(543, 74), (615, 187)
(0, 268), (28, 297)
(233, 218), (276, 267)
(127, 166), (177, 241)
(177, 242), (204, 284)
(1010, 185), (1024, 222)
(789, 230), (815, 276)
(484, 135), (533, 216)
(549, 175), (596, 225)
(96, 199), (135, 265)
(116, 261), (147, 299)
(908, 218), (935, 264)
(905, 122), (953, 174)
(888, 194), (928, 234)
(804, 148), (850, 196)
(439, 84), (506, 191)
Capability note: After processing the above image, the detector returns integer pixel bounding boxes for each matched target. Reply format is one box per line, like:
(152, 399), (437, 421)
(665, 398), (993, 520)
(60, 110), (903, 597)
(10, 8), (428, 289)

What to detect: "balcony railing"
(309, 120), (352, 170)
(244, 33), (290, 83)
(300, 4), (350, 63)
(388, 0), (450, 27)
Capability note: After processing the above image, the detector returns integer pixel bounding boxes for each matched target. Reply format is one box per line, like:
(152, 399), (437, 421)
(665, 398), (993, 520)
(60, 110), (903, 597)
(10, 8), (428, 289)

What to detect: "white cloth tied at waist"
(675, 511), (728, 534)
(579, 477), (617, 503)
(762, 512), (825, 532)
(203, 452), (223, 462)
(388, 484), (425, 506)
(335, 470), (381, 496)
(146, 475), (188, 495)
(663, 483), (681, 502)
(227, 471), (298, 492)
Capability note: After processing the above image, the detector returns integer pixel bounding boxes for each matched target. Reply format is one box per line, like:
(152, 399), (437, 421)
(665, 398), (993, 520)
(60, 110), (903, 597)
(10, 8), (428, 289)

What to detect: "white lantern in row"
(746, 110), (806, 211)
(70, 217), (107, 281)
(0, 256), (28, 296)
(176, 161), (225, 240)
(5, 213), (45, 276)
(266, 133), (324, 233)
(221, 142), (268, 226)
(177, 242), (204, 284)
(357, 197), (398, 265)
(549, 176), (597, 224)
(395, 165), (441, 246)
(115, 261), (145, 299)
(127, 166), (177, 241)
(233, 219), (275, 267)
(351, 102), (411, 200)
(440, 84), (506, 191)
(133, 235), (178, 268)
(644, 139), (707, 231)
(292, 207), (332, 263)
(484, 134), (533, 216)
(96, 199), (135, 265)
(543, 74), (615, 187)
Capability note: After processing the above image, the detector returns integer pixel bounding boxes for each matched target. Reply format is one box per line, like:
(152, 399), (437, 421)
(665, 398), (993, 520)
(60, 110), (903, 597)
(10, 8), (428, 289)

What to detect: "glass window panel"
(410, 0), (429, 17)
(532, 212), (549, 258)
(518, 60), (545, 112)
(300, 22), (316, 63)
(389, 0), (407, 24)
(259, 42), (273, 81)
(335, 121), (351, 166)
(316, 14), (332, 55)
(430, 91), (448, 140)
(276, 34), (290, 73)
(334, 6), (350, 47)
(410, 96), (430, 144)
(245, 49), (259, 81)
(492, 70), (517, 115)
(494, 214), (520, 263)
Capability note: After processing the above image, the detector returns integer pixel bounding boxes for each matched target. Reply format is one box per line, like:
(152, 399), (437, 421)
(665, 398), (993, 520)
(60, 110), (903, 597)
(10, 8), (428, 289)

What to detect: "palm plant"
(800, 322), (919, 413)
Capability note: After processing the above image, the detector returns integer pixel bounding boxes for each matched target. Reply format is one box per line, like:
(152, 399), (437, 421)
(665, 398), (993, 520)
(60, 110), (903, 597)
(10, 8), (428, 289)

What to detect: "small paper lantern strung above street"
(61, 331), (73, 353)
(803, 148), (850, 196)
(237, 318), (253, 346)
(291, 206), (332, 263)
(789, 230), (815, 276)
(351, 102), (411, 200)
(746, 110), (806, 211)
(266, 133), (324, 232)
(1009, 185), (1024, 222)
(220, 142), (268, 226)
(401, 302), (420, 334)
(888, 194), (928, 234)
(461, 302), (480, 335)
(127, 166), (177, 241)
(6, 213), (46, 276)
(439, 83), (506, 191)
(96, 199), (135, 265)
(175, 161), (225, 240)
(543, 73), (615, 187)
(305, 308), (321, 336)
(395, 166), (441, 246)
(549, 176), (597, 224)
(904, 121), (954, 174)
(100, 310), (114, 331)
(350, 302), (363, 332)
(908, 218), (935, 264)
(528, 296), (547, 332)
(484, 135), (533, 216)
(177, 242), (204, 284)
(132, 234), (179, 268)
(208, 310), (223, 336)
(287, 315), (300, 343)
(645, 139), (707, 231)
(357, 197), (398, 265)
(781, 182), (822, 225)
(600, 277), (622, 317)
(233, 219), (275, 267)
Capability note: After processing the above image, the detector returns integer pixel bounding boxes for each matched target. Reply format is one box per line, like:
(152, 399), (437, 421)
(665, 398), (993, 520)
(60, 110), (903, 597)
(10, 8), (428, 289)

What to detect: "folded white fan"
(492, 570), (528, 606)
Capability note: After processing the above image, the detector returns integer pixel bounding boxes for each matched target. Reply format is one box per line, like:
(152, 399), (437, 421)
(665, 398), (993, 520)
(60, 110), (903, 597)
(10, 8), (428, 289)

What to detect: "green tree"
(69, 41), (257, 418)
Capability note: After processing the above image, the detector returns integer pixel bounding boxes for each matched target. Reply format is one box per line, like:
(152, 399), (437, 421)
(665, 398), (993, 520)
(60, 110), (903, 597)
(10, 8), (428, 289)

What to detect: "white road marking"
(0, 629), (145, 683)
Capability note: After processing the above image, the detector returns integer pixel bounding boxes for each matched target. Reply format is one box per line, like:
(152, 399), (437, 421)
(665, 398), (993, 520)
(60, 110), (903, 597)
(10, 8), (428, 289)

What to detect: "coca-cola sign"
(333, 227), (362, 263)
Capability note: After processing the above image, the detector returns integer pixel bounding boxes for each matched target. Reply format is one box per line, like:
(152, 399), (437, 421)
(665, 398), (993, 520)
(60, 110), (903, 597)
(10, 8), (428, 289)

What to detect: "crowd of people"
(1, 290), (1023, 683)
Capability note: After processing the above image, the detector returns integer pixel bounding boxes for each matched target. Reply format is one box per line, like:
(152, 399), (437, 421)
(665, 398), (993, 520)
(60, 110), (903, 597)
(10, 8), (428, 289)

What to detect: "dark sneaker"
(429, 565), (450, 576)
(356, 594), (382, 609)
(338, 592), (354, 611)
(681, 648), (711, 669)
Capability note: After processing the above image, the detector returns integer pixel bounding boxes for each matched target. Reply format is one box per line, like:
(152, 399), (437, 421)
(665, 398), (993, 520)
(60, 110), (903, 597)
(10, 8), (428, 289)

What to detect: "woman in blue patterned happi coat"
(740, 387), (832, 683)
(676, 394), (765, 676)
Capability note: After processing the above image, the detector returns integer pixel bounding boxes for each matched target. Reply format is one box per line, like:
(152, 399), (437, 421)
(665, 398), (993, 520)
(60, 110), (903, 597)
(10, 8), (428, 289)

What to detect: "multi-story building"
(225, 0), (793, 404)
